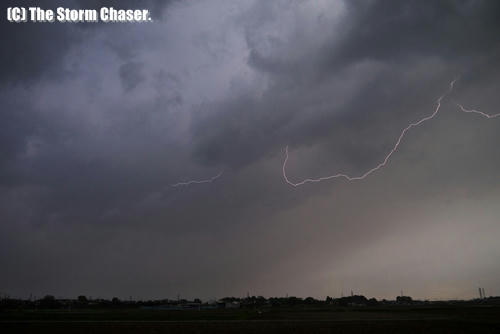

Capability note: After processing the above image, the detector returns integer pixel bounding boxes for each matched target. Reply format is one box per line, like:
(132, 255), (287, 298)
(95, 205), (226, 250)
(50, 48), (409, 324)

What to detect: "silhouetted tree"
(304, 297), (317, 304)
(77, 295), (88, 304)
(39, 295), (61, 309)
(396, 296), (413, 304)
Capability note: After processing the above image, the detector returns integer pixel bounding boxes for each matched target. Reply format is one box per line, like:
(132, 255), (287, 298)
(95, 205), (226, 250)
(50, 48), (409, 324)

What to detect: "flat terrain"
(2, 305), (500, 333)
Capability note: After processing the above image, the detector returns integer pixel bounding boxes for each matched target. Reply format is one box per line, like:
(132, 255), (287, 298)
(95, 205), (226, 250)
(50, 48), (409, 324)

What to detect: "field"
(2, 305), (500, 333)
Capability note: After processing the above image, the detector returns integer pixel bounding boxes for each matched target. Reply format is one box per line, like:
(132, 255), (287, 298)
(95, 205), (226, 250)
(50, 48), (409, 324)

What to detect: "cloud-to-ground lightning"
(456, 104), (500, 119)
(171, 171), (223, 187)
(283, 79), (464, 187)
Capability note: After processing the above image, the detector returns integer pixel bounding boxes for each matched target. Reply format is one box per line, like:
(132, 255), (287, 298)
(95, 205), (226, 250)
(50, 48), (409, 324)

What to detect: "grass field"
(2, 305), (500, 333)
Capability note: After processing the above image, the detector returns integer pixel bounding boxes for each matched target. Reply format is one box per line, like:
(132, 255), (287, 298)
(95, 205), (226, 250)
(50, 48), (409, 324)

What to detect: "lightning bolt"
(283, 79), (461, 187)
(456, 104), (500, 119)
(171, 170), (223, 187)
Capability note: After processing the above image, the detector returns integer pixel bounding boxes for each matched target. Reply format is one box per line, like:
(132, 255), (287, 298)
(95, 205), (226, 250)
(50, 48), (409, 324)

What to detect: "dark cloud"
(0, 1), (83, 85)
(190, 0), (500, 171)
(338, 0), (500, 59)
(1, 0), (500, 300)
(0, 0), (175, 85)
(119, 61), (145, 91)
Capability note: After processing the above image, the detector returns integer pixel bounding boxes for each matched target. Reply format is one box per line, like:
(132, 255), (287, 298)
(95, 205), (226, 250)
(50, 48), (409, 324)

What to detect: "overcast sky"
(1, 0), (500, 301)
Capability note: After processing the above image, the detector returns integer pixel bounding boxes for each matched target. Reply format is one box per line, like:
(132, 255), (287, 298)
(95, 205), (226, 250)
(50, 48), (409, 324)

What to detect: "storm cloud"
(1, 0), (500, 301)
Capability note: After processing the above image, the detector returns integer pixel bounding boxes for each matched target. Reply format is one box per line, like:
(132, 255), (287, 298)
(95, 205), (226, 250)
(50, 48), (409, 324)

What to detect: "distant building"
(225, 301), (240, 309)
